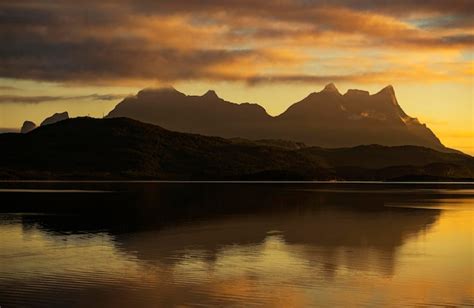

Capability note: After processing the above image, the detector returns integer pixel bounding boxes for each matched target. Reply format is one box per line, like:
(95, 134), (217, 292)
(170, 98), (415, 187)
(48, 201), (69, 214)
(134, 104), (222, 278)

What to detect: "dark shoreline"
(1, 118), (473, 182)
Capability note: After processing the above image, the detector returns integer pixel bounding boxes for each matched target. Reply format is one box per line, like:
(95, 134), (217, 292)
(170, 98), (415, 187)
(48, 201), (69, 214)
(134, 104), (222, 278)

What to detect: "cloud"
(0, 1), (472, 85)
(245, 61), (472, 85)
(0, 24), (299, 83)
(0, 93), (127, 104)
(246, 73), (364, 85)
(0, 127), (18, 133)
(0, 85), (18, 91)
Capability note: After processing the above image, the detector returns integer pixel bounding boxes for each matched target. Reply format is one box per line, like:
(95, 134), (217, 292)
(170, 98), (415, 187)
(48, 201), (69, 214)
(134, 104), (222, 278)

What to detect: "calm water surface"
(0, 182), (473, 307)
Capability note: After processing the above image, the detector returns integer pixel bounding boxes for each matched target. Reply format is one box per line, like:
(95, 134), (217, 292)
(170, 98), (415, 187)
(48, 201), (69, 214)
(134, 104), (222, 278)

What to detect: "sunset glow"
(0, 1), (472, 153)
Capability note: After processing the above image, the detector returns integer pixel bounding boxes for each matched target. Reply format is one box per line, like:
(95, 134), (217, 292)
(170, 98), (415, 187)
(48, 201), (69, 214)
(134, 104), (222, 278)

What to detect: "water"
(0, 182), (473, 307)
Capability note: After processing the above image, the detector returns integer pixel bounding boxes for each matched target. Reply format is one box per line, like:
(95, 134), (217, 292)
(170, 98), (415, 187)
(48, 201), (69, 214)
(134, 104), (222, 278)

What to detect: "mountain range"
(1, 117), (472, 181)
(107, 84), (447, 151)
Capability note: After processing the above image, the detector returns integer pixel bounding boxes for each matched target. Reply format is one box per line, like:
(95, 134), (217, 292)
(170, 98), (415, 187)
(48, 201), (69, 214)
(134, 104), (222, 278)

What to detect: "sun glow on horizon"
(0, 1), (472, 153)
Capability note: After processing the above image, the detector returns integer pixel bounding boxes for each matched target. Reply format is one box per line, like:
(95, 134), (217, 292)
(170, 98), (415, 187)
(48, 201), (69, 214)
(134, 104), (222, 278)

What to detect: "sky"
(0, 0), (472, 153)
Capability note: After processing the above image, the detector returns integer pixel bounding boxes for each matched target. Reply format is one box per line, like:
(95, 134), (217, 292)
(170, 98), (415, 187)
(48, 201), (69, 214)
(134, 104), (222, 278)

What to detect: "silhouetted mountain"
(40, 111), (69, 126)
(107, 84), (446, 151)
(20, 112), (69, 134)
(0, 117), (472, 180)
(107, 87), (270, 138)
(20, 121), (36, 133)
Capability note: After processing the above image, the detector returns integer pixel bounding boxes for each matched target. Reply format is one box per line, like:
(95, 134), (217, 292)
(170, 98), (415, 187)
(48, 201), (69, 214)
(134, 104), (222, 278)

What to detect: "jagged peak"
(202, 90), (219, 99)
(321, 83), (340, 94)
(374, 85), (398, 105)
(376, 85), (395, 96)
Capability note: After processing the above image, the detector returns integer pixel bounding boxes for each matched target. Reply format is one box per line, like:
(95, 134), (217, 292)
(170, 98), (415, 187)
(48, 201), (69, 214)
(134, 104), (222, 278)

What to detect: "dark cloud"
(0, 0), (472, 84)
(245, 72), (386, 85)
(0, 127), (18, 133)
(247, 74), (354, 85)
(440, 34), (474, 45)
(325, 0), (474, 14)
(0, 85), (18, 91)
(123, 0), (474, 16)
(124, 0), (474, 29)
(0, 34), (265, 82)
(416, 14), (474, 32)
(0, 93), (126, 104)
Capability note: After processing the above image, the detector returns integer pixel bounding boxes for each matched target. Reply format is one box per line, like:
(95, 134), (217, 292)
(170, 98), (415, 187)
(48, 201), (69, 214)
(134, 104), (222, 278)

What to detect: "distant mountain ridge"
(40, 111), (69, 126)
(1, 117), (472, 180)
(20, 111), (69, 134)
(107, 84), (446, 151)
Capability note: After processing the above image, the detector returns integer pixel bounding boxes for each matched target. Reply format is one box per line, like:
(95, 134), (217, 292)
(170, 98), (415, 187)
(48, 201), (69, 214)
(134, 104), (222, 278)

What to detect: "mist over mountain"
(1, 117), (472, 181)
(107, 84), (446, 151)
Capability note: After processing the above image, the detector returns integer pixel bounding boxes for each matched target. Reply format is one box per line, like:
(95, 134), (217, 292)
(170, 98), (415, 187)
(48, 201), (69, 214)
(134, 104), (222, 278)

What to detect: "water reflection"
(0, 183), (473, 307)
(114, 206), (439, 278)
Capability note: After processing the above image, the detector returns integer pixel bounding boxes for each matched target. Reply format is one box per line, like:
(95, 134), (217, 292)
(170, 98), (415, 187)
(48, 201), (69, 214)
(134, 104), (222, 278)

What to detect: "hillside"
(0, 117), (472, 180)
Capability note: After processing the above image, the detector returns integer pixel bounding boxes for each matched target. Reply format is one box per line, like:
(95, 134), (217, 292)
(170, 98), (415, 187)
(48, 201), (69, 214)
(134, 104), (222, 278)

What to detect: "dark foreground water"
(0, 182), (473, 307)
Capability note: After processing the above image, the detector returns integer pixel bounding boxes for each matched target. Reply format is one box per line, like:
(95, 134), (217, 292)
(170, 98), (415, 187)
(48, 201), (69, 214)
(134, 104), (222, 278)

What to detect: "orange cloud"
(0, 1), (472, 85)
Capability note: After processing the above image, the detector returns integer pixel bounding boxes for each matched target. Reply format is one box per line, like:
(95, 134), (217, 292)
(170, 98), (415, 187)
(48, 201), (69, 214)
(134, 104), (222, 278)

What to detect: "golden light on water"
(1, 192), (472, 307)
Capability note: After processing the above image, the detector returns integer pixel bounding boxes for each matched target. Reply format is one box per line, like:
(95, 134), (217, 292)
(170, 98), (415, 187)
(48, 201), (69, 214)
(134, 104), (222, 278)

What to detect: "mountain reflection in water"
(0, 183), (473, 307)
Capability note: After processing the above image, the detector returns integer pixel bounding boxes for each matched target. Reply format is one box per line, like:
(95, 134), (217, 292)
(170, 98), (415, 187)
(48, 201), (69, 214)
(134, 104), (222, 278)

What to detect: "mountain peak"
(321, 83), (340, 94)
(378, 85), (395, 96)
(106, 84), (446, 151)
(202, 90), (219, 99)
(40, 112), (69, 126)
(21, 120), (37, 133)
(375, 85), (398, 105)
